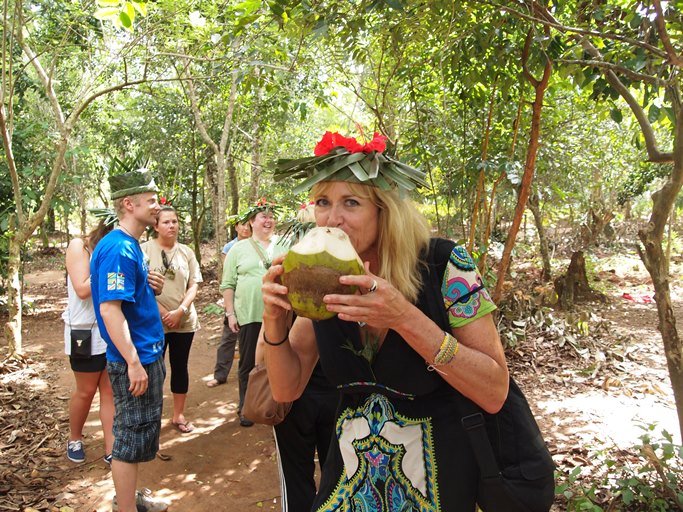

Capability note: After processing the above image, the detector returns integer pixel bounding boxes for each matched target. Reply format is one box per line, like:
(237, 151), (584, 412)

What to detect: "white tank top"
(62, 274), (107, 356)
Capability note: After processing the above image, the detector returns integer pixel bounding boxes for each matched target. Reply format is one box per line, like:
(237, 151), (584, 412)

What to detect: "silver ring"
(368, 280), (378, 293)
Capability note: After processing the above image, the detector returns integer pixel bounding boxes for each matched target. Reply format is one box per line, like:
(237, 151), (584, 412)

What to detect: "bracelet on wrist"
(180, 305), (189, 315)
(427, 332), (459, 373)
(263, 328), (289, 346)
(225, 311), (235, 318)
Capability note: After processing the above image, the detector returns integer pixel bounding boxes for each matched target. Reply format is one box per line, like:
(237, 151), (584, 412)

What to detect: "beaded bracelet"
(427, 332), (460, 373)
(263, 328), (289, 346)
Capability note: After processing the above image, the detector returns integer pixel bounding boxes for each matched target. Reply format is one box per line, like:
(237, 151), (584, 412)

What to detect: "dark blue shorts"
(107, 357), (166, 463)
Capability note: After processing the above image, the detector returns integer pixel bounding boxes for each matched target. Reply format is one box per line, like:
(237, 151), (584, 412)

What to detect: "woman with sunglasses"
(142, 205), (203, 434)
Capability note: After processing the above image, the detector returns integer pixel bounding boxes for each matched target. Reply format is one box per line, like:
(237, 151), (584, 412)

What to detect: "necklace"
(160, 242), (179, 280)
(118, 225), (137, 239)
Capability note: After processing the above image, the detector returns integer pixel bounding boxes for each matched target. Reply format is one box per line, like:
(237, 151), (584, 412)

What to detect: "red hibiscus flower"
(362, 132), (387, 153)
(314, 131), (340, 156)
(314, 131), (387, 156)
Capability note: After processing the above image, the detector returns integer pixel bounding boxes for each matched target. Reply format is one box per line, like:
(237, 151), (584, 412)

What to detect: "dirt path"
(17, 272), (282, 512)
(5, 251), (681, 511)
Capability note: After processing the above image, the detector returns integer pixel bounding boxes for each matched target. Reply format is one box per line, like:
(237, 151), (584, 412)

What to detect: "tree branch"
(68, 78), (149, 128)
(557, 59), (670, 86)
(488, 1), (669, 59)
(652, 0), (683, 67)
(15, 21), (65, 131)
(524, 1), (674, 164)
(579, 39), (673, 163)
(181, 61), (219, 155)
(0, 106), (23, 224)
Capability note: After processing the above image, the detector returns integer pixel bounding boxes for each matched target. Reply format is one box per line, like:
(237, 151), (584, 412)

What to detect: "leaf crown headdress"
(90, 208), (119, 227)
(239, 197), (280, 223)
(274, 131), (428, 194)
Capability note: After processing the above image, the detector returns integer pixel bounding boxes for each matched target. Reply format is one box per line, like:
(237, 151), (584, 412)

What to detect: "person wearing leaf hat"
(220, 198), (288, 426)
(262, 132), (510, 511)
(206, 216), (252, 389)
(90, 168), (170, 512)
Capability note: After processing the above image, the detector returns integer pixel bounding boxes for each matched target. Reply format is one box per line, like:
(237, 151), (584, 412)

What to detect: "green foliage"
(93, 0), (149, 32)
(556, 425), (683, 511)
(203, 303), (225, 316)
(617, 162), (671, 205)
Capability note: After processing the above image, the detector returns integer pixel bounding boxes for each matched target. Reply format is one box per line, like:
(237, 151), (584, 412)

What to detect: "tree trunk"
(214, 154), (228, 262)
(249, 134), (262, 202)
(190, 134), (201, 265)
(39, 225), (50, 249)
(493, 29), (552, 303)
(528, 189), (552, 281)
(636, 110), (683, 438)
(553, 251), (602, 308)
(4, 217), (22, 357)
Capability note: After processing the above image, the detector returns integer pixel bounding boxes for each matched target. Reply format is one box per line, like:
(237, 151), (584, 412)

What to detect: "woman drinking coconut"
(261, 131), (510, 511)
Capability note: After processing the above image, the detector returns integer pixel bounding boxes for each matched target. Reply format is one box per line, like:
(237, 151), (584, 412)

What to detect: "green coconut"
(282, 227), (364, 320)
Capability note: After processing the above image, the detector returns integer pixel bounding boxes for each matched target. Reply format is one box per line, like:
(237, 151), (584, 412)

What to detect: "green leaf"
(125, 2), (136, 23)
(610, 108), (622, 124)
(665, 107), (676, 124)
(93, 7), (120, 20)
(384, 0), (404, 9)
(648, 104), (661, 123)
(268, 1), (285, 16)
(97, 0), (121, 6)
(131, 1), (147, 16)
(347, 161), (370, 182)
(119, 11), (132, 28)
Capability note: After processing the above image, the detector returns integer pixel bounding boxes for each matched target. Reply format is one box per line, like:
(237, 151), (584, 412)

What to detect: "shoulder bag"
(242, 363), (293, 426)
(427, 238), (556, 512)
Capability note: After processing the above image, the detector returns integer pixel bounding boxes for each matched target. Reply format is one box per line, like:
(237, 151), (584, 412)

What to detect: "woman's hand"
(227, 314), (240, 333)
(262, 254), (291, 319)
(162, 308), (183, 329)
(323, 262), (412, 330)
(261, 254), (291, 341)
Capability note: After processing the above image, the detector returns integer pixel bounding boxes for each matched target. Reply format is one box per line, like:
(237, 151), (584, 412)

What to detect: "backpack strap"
(424, 238), (503, 480)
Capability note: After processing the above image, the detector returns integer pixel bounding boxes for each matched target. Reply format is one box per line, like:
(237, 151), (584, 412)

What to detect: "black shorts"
(69, 353), (107, 373)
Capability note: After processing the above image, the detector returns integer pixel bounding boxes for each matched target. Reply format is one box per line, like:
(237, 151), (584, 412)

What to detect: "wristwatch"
(179, 305), (189, 315)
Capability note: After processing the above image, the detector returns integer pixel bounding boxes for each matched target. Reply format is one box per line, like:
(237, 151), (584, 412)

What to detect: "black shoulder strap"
(425, 238), (502, 480)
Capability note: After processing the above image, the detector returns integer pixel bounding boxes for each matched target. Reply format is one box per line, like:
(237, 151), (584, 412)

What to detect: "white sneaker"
(112, 488), (169, 512)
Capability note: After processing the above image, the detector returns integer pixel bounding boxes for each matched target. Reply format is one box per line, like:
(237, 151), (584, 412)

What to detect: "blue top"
(90, 229), (165, 365)
(221, 236), (238, 255)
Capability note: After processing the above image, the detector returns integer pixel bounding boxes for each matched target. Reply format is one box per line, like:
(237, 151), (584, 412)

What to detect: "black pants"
(273, 385), (338, 512)
(237, 322), (260, 413)
(163, 331), (194, 394)
(213, 322), (238, 383)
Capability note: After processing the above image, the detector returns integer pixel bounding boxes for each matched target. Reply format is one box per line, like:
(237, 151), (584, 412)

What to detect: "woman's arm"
(65, 238), (92, 300)
(395, 307), (508, 413)
(324, 271), (509, 413)
(262, 255), (320, 402)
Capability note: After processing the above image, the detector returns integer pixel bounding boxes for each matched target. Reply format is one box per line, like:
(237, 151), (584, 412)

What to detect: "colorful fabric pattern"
(317, 393), (439, 512)
(441, 246), (496, 328)
(107, 272), (125, 291)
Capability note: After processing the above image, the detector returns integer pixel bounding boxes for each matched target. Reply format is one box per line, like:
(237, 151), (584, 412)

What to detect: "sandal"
(171, 421), (195, 434)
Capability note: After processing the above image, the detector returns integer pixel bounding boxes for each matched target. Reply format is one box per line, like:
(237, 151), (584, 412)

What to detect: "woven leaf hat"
(275, 131), (428, 194)
(239, 197), (281, 223)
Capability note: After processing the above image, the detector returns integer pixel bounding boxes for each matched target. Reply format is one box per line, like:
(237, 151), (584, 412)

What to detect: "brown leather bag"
(242, 363), (293, 426)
